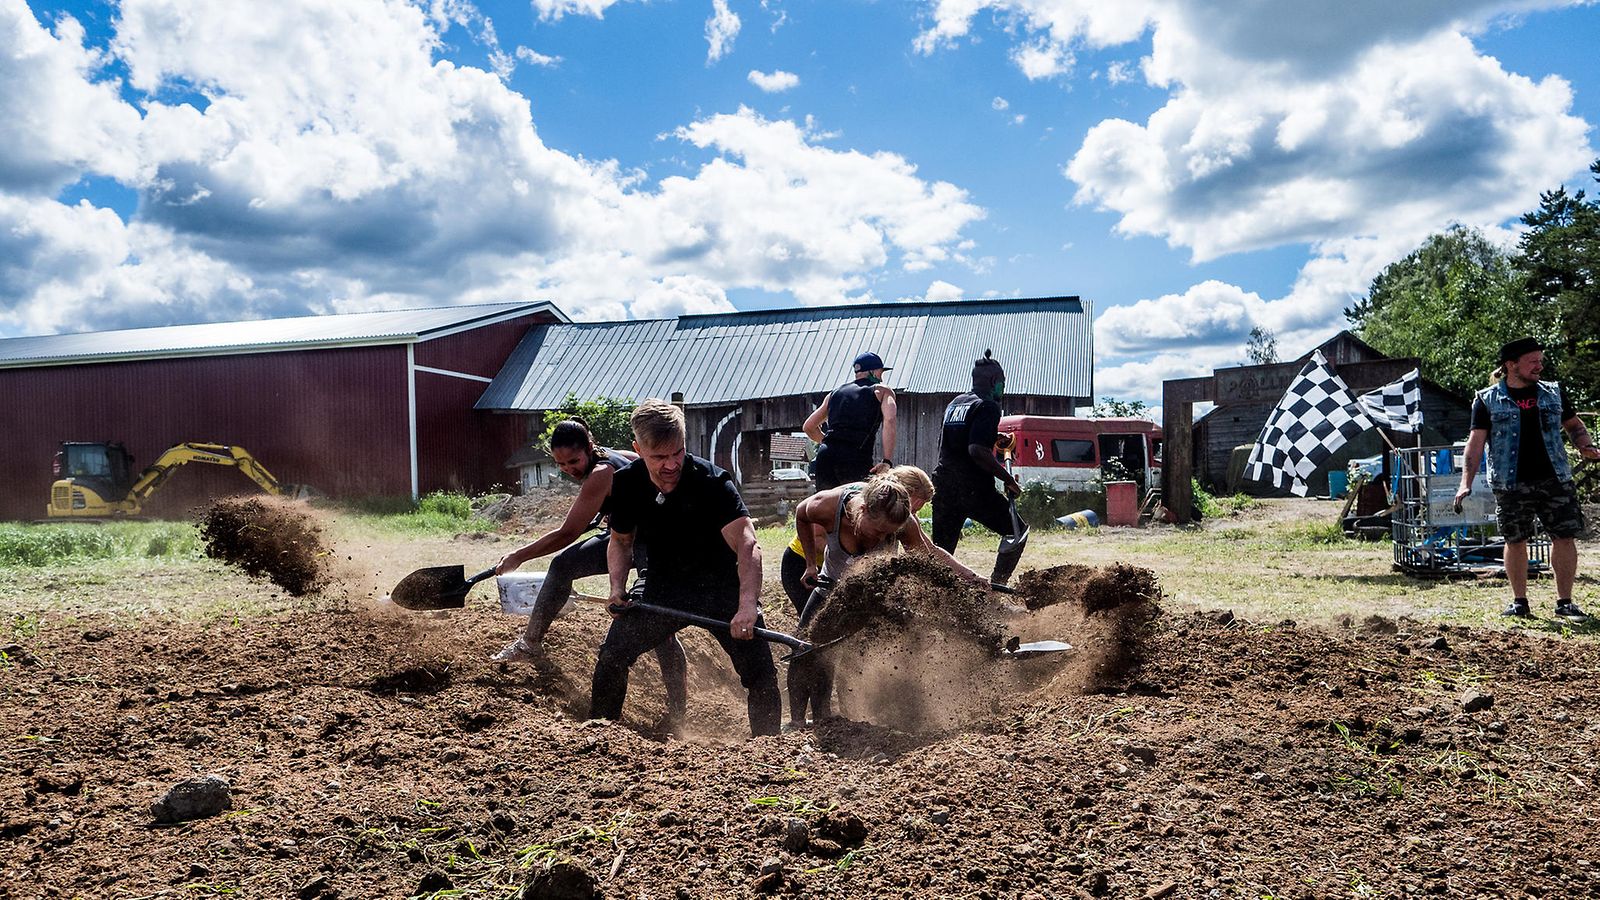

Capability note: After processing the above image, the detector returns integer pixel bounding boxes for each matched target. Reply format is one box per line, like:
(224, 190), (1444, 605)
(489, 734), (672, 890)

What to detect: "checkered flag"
(1246, 351), (1376, 496)
(1356, 368), (1423, 434)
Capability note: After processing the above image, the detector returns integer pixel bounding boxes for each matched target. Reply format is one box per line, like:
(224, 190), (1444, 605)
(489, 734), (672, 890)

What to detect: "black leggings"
(787, 582), (835, 725)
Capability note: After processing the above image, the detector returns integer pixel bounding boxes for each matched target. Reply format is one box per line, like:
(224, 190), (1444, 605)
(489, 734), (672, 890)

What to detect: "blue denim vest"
(1478, 379), (1572, 490)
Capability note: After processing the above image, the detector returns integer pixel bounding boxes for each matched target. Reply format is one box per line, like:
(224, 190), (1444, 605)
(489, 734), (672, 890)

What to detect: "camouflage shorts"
(1493, 478), (1586, 542)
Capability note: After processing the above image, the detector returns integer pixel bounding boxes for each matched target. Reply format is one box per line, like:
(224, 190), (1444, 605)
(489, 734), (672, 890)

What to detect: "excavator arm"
(128, 443), (288, 501)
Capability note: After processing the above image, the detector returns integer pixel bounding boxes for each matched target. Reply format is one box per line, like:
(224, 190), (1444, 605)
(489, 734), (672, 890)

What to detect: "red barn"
(0, 302), (565, 520)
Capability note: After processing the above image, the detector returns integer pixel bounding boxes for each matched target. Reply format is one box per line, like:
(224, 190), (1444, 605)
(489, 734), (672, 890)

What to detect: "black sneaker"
(1554, 601), (1590, 620)
(1501, 598), (1533, 619)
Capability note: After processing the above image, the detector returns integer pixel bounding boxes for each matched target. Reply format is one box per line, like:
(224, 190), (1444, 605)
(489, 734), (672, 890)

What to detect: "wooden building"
(478, 297), (1095, 491)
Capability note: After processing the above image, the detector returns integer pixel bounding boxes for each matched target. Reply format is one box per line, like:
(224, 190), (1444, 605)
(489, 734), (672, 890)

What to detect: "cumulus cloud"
(924, 279), (963, 302)
(913, 0), (1594, 400)
(748, 68), (799, 92)
(706, 0), (741, 63)
(0, 0), (985, 336)
(530, 0), (638, 21)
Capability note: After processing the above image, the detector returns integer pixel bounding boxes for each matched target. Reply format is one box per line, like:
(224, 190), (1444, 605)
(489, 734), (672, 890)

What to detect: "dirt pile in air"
(805, 553), (1006, 649)
(198, 496), (333, 596)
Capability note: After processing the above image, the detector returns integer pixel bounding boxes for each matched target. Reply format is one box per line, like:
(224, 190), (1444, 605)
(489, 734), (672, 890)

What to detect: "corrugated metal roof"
(0, 301), (565, 369)
(478, 296), (1092, 410)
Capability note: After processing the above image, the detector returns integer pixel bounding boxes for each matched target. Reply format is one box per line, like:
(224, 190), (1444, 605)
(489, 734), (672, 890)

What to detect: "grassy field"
(4, 495), (1597, 638)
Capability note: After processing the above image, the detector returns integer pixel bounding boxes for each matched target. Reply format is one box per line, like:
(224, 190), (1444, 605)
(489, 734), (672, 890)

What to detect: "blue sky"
(3, 0), (1597, 404)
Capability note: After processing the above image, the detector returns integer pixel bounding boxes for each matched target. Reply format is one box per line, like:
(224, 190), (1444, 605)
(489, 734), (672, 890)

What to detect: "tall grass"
(347, 491), (497, 535)
(0, 522), (202, 567)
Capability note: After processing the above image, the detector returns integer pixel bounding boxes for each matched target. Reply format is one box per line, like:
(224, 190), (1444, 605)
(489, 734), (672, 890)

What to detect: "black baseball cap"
(1498, 337), (1544, 363)
(853, 352), (892, 372)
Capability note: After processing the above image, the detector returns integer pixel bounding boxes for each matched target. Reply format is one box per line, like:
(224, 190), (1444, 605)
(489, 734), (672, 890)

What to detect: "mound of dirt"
(806, 553), (1005, 649)
(198, 496), (332, 595)
(1017, 562), (1162, 612)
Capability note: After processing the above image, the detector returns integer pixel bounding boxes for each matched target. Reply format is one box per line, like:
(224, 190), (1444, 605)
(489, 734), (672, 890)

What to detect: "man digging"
(590, 399), (782, 737)
(1456, 337), (1600, 620)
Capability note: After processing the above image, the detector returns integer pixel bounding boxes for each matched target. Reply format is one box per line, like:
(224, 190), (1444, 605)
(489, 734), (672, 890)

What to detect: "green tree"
(1516, 159), (1600, 410)
(1245, 326), (1279, 365)
(1090, 397), (1153, 420)
(536, 394), (636, 452)
(1346, 226), (1546, 399)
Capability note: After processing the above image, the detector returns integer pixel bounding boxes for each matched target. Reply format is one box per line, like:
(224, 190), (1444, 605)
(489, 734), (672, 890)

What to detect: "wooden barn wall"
(0, 346), (411, 520)
(681, 391), (1085, 487)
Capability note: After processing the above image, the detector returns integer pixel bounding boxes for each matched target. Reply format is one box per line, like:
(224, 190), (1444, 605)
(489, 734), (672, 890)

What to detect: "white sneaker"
(491, 638), (543, 663)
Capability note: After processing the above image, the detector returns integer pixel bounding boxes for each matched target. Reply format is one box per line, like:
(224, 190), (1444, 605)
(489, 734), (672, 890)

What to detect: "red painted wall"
(0, 309), (560, 521)
(0, 345), (410, 520)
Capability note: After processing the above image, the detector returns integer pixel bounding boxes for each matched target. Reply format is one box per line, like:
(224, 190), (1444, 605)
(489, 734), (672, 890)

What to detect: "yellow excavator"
(47, 441), (311, 518)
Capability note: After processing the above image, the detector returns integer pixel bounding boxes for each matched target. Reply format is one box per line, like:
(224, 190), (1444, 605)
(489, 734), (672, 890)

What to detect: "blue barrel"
(1434, 448), (1452, 474)
(1056, 509), (1099, 530)
(1328, 470), (1348, 498)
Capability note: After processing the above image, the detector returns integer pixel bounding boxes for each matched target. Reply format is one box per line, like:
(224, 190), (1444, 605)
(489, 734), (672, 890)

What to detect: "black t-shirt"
(936, 392), (1002, 483)
(1470, 383), (1574, 484)
(608, 454), (749, 596)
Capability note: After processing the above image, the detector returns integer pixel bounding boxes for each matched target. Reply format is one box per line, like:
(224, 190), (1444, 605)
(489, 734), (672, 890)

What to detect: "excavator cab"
(50, 442), (140, 517)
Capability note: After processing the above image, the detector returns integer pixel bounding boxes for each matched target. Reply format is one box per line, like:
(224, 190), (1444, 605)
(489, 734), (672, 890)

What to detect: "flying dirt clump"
(198, 496), (332, 596)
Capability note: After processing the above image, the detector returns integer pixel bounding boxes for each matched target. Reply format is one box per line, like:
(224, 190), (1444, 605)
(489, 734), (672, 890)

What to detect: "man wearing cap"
(803, 352), (899, 490)
(932, 349), (1028, 584)
(1455, 337), (1600, 620)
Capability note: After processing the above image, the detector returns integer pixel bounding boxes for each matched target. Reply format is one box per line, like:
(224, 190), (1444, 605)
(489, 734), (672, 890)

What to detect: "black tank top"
(594, 448), (632, 521)
(822, 379), (882, 453)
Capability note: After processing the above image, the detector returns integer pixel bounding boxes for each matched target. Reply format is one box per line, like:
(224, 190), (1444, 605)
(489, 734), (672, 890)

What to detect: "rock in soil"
(150, 774), (232, 824)
(520, 860), (599, 899)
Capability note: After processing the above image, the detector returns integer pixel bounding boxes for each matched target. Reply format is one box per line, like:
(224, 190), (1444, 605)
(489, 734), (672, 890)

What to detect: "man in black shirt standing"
(932, 350), (1026, 584)
(803, 352), (899, 490)
(1455, 337), (1600, 619)
(593, 399), (781, 736)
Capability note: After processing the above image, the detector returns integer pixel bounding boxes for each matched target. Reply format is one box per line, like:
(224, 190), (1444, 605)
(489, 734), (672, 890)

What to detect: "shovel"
(608, 599), (830, 662)
(1003, 637), (1074, 659)
(389, 565), (498, 611)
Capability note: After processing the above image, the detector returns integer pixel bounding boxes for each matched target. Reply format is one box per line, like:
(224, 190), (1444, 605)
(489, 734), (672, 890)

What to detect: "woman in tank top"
(785, 469), (983, 729)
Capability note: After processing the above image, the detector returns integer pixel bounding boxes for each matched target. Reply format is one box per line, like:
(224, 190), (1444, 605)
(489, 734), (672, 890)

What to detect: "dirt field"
(4, 499), (1600, 898)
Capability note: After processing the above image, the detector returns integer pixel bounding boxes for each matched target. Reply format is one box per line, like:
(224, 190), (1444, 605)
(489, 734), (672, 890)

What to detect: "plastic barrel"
(1328, 469), (1348, 499)
(1056, 509), (1100, 530)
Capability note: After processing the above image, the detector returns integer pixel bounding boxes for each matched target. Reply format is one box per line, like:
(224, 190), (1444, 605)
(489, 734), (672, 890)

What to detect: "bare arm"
(877, 387), (898, 465)
(794, 491), (838, 585)
(497, 467), (612, 574)
(803, 397), (830, 445)
(722, 517), (763, 639)
(1564, 415), (1600, 460)
(1454, 429), (1488, 505)
(900, 519), (985, 583)
(606, 528), (635, 606)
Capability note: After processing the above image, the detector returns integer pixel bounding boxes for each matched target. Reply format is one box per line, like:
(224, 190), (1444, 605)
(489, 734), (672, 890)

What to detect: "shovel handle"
(623, 600), (811, 653)
(464, 566), (498, 589)
(988, 582), (1020, 595)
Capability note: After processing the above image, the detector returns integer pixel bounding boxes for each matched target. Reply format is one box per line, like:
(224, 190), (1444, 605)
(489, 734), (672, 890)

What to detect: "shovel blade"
(1004, 639), (1073, 659)
(389, 565), (469, 610)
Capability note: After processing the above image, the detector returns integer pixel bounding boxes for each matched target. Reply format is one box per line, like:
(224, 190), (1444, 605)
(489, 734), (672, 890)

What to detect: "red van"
(998, 416), (1163, 494)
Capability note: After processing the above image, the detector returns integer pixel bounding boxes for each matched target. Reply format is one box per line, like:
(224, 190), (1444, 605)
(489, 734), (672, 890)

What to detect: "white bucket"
(497, 572), (546, 616)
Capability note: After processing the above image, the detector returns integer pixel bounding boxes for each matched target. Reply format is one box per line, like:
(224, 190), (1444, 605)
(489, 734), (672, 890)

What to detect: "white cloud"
(991, 96), (1009, 111)
(530, 0), (639, 21)
(1094, 351), (1216, 405)
(915, 0), (1595, 396)
(748, 69), (799, 92)
(515, 46), (562, 68)
(1103, 59), (1136, 84)
(0, 1), (985, 336)
(706, 0), (741, 64)
(924, 279), (963, 302)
